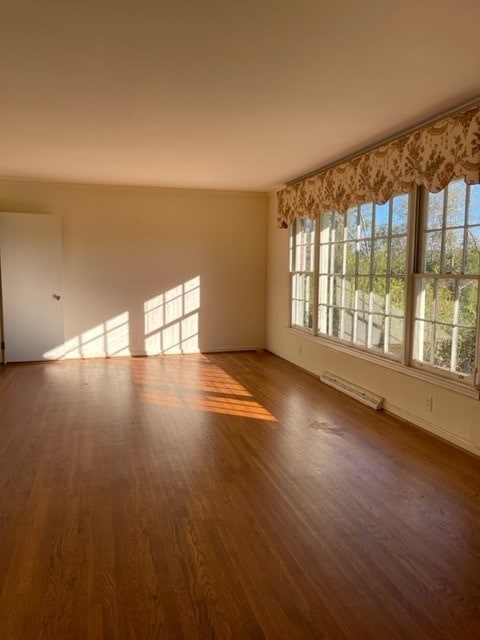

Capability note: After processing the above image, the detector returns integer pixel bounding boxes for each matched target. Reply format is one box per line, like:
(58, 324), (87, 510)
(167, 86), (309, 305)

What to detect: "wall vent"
(320, 371), (383, 410)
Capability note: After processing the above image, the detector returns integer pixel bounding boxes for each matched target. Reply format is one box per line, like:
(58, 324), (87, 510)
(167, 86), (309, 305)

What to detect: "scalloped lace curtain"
(277, 103), (480, 227)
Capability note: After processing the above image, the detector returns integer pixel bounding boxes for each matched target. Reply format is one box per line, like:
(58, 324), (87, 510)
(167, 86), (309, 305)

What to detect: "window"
(318, 194), (409, 359)
(290, 217), (315, 331)
(289, 180), (480, 389)
(413, 180), (480, 382)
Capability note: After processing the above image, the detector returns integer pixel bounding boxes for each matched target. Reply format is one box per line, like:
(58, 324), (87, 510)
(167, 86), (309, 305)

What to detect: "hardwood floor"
(0, 351), (479, 639)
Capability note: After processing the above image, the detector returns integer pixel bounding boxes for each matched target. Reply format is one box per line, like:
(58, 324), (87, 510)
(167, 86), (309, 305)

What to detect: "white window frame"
(289, 217), (317, 334)
(316, 196), (412, 362)
(411, 184), (480, 387)
(288, 183), (480, 394)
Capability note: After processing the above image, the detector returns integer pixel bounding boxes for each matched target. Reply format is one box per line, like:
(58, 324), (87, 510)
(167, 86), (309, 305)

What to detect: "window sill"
(286, 327), (480, 400)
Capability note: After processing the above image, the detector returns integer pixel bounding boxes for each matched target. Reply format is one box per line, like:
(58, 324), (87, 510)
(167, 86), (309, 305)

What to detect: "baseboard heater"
(320, 371), (384, 410)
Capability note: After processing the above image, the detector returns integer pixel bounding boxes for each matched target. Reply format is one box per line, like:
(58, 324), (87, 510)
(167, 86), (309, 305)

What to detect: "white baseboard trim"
(201, 345), (265, 354)
(266, 346), (323, 377)
(62, 346), (264, 360)
(130, 349), (147, 357)
(383, 401), (480, 458)
(141, 346), (264, 356)
(267, 346), (480, 458)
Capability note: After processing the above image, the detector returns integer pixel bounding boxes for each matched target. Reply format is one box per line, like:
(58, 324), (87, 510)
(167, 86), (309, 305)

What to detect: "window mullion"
(475, 282), (480, 388)
(384, 202), (393, 354)
(312, 215), (321, 335)
(404, 186), (422, 366)
(462, 185), (470, 274)
(328, 237), (335, 335)
(430, 279), (438, 366)
(353, 206), (360, 344)
(342, 232), (348, 341)
(340, 214), (347, 340)
(451, 280), (460, 372)
(440, 186), (448, 274)
(367, 205), (376, 350)
(289, 223), (295, 327)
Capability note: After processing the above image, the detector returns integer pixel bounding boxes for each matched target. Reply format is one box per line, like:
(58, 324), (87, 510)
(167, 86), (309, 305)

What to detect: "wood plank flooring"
(0, 351), (479, 639)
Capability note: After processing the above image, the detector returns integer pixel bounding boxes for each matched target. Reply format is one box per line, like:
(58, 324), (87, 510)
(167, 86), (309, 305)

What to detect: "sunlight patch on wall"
(144, 276), (200, 355)
(43, 311), (130, 359)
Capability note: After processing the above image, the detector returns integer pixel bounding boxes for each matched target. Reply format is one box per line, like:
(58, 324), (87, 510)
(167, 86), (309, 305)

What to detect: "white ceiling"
(1, 1), (480, 192)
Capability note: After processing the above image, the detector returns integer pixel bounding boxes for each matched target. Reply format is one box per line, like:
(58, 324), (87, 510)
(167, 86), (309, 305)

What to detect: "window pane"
(296, 241), (305, 271)
(357, 240), (371, 274)
(330, 307), (341, 338)
(291, 297), (299, 326)
(426, 191), (444, 229)
(345, 242), (356, 274)
(456, 328), (476, 376)
(359, 203), (373, 239)
(332, 243), (344, 274)
(387, 316), (404, 359)
(332, 276), (343, 307)
(442, 228), (465, 274)
(319, 242), (330, 275)
(466, 226), (480, 275)
(291, 274), (313, 330)
(292, 300), (301, 326)
(390, 236), (407, 274)
(318, 304), (328, 333)
(433, 324), (452, 370)
(389, 277), (406, 316)
(355, 313), (368, 347)
(445, 180), (467, 228)
(375, 203), (390, 236)
(391, 194), (409, 235)
(304, 300), (312, 329)
(342, 308), (354, 342)
(318, 275), (329, 306)
(305, 217), (315, 235)
(305, 244), (314, 270)
(414, 274), (477, 379)
(413, 320), (434, 364)
(346, 207), (358, 240)
(293, 218), (315, 271)
(373, 239), (388, 274)
(468, 184), (480, 225)
(344, 276), (355, 308)
(370, 314), (386, 352)
(424, 230), (442, 272)
(331, 212), (345, 243)
(415, 278), (435, 321)
(459, 280), (478, 327)
(372, 277), (386, 313)
(319, 212), (332, 245)
(436, 279), (455, 324)
(356, 277), (370, 312)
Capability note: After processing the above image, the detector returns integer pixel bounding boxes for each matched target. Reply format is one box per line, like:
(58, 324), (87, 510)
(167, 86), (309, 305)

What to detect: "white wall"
(0, 180), (268, 358)
(266, 194), (480, 457)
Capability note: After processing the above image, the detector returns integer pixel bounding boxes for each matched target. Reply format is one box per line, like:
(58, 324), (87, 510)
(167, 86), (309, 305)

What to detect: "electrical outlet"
(298, 345), (303, 355)
(425, 396), (433, 412)
(133, 336), (139, 345)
